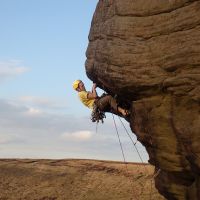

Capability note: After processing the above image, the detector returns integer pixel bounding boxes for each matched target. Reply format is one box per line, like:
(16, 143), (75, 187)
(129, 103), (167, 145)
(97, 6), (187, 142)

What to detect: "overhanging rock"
(85, 0), (200, 199)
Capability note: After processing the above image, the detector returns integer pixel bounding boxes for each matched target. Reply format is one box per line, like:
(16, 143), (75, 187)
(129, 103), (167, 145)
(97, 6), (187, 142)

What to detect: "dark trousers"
(96, 95), (119, 115)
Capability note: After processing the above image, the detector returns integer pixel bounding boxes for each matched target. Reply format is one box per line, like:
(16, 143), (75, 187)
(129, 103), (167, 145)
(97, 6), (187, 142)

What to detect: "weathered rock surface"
(85, 0), (200, 199)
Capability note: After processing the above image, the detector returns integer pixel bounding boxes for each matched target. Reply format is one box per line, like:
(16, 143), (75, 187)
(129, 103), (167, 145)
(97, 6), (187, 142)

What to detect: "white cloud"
(0, 134), (14, 144)
(20, 96), (52, 105)
(61, 131), (93, 141)
(0, 60), (29, 82)
(0, 98), (149, 162)
(18, 96), (67, 111)
(25, 107), (43, 116)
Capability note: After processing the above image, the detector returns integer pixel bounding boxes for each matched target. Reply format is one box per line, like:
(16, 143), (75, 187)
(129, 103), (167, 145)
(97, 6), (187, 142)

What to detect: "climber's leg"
(97, 95), (129, 117)
(96, 95), (112, 112)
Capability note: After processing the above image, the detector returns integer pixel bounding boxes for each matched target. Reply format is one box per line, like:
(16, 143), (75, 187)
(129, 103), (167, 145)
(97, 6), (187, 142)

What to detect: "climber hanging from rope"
(73, 80), (130, 123)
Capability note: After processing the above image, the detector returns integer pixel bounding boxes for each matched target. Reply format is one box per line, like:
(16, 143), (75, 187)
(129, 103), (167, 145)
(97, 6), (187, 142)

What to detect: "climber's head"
(73, 80), (85, 92)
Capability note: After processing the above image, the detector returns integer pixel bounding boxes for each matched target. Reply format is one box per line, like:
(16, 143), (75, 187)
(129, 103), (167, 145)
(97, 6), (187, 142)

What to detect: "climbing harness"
(90, 93), (109, 123)
(91, 102), (106, 123)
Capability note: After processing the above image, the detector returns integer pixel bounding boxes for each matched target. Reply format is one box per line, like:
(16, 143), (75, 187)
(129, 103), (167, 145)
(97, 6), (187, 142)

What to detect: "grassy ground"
(0, 159), (165, 200)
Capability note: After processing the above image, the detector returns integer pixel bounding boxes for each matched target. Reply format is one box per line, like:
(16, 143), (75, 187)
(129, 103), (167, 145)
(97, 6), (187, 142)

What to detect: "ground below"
(0, 159), (165, 200)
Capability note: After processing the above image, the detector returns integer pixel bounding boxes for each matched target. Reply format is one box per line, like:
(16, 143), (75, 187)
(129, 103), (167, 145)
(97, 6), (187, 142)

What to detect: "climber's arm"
(87, 83), (98, 99)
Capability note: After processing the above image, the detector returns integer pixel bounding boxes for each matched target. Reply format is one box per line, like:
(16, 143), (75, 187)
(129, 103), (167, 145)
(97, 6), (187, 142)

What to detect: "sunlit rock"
(86, 0), (200, 199)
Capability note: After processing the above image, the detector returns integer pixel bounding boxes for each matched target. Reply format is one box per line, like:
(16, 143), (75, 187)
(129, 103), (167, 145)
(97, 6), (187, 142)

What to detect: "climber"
(72, 80), (130, 120)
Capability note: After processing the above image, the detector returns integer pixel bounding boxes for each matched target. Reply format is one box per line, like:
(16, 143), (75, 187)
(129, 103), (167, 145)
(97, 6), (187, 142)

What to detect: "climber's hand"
(92, 83), (97, 89)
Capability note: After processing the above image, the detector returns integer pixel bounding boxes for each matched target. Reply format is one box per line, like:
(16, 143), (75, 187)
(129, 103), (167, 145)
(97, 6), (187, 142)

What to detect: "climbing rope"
(112, 114), (126, 163)
(118, 116), (149, 174)
(112, 114), (162, 200)
(117, 116), (156, 199)
(112, 113), (140, 200)
(95, 122), (98, 134)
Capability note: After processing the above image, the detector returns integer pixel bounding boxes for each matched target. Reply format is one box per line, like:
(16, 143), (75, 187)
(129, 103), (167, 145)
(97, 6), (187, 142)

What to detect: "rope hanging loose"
(112, 113), (140, 200)
(116, 115), (157, 200)
(117, 116), (149, 174)
(112, 114), (126, 163)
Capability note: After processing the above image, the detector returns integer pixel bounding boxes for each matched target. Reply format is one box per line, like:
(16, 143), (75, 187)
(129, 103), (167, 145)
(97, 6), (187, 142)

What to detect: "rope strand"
(117, 116), (156, 200)
(112, 114), (140, 200)
(112, 114), (126, 163)
(118, 116), (149, 174)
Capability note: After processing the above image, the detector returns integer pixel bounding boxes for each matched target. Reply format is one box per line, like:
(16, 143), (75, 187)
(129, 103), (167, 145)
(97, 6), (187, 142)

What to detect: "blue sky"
(0, 0), (148, 162)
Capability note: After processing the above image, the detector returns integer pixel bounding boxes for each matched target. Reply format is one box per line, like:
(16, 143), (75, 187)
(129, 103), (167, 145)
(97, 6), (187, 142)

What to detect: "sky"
(0, 0), (149, 162)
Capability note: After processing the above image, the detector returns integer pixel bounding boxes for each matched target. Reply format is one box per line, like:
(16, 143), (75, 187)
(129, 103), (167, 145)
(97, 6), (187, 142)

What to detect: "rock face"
(85, 0), (200, 199)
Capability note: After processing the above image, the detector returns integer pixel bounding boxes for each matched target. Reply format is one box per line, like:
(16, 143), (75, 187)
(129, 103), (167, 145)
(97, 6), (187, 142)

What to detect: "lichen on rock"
(85, 0), (200, 199)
